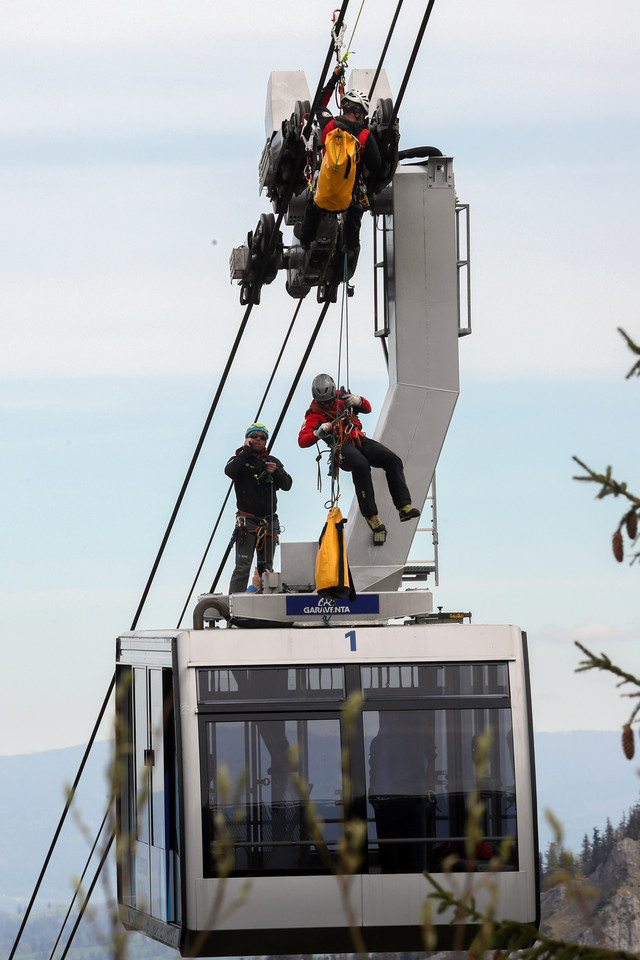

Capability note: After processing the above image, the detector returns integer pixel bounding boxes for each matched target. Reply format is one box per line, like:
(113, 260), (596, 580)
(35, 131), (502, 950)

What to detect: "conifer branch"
(574, 642), (640, 730)
(617, 326), (640, 379)
(572, 328), (640, 565)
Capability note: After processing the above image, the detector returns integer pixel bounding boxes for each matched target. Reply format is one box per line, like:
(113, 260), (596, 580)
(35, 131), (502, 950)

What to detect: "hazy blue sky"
(2, 0), (640, 756)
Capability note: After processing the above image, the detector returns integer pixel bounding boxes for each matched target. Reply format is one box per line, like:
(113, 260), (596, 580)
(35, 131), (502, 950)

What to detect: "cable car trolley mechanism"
(229, 66), (399, 306)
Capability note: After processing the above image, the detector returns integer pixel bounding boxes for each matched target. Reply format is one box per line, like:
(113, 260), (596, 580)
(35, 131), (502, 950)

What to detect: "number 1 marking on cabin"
(346, 630), (356, 651)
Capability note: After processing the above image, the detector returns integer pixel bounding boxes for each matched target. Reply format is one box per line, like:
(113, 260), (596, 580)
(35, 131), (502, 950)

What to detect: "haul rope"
(343, 0), (367, 63)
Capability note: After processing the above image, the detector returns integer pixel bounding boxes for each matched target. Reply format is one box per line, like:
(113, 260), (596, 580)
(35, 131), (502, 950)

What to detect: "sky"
(2, 0), (640, 764)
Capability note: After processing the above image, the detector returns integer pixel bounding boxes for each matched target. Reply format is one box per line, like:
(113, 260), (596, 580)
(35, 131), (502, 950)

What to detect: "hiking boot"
(346, 244), (360, 278)
(293, 222), (310, 250)
(399, 505), (420, 522)
(366, 515), (387, 545)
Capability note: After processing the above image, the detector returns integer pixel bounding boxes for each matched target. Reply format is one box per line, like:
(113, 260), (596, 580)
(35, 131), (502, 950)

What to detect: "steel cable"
(208, 298), (332, 594)
(176, 298), (305, 627)
(380, 0), (438, 152)
(47, 803), (113, 960)
(57, 831), (115, 960)
(131, 0), (351, 632)
(7, 675), (115, 960)
(367, 0), (405, 100)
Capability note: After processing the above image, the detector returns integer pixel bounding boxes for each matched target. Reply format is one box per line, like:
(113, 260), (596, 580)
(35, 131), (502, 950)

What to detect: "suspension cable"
(209, 298), (332, 594)
(133, 0), (351, 631)
(130, 280), (261, 630)
(263, 300), (332, 448)
(303, 0), (350, 141)
(176, 483), (233, 627)
(176, 298), (306, 625)
(47, 802), (112, 960)
(381, 0), (438, 152)
(367, 0), (405, 100)
(57, 831), (115, 960)
(7, 674), (115, 960)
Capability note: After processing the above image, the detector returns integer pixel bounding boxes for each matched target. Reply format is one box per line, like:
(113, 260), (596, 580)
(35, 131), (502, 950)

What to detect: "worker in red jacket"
(294, 65), (381, 253)
(298, 374), (419, 542)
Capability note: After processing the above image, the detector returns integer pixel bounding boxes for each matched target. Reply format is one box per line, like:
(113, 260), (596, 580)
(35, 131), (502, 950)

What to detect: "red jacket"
(298, 395), (372, 448)
(314, 78), (381, 179)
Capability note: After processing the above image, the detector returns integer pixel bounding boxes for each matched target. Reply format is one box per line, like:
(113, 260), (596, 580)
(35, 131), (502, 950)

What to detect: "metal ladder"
(403, 474), (440, 586)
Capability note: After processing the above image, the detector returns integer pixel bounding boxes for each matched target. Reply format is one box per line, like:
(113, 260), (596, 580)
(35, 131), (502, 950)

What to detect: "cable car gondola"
(115, 616), (539, 956)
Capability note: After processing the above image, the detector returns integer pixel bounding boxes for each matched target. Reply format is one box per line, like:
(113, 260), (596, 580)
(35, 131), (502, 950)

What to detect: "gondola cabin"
(115, 611), (539, 955)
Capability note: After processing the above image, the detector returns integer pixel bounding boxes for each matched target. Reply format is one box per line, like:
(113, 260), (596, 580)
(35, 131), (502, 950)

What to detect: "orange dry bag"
(314, 127), (360, 212)
(315, 506), (356, 600)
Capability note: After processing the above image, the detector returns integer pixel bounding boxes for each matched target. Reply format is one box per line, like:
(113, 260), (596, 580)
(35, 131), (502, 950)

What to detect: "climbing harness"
(234, 511), (280, 556)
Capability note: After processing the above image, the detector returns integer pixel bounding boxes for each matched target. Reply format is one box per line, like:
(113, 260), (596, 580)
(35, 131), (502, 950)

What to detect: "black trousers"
(299, 198), (363, 250)
(338, 437), (411, 519)
(229, 514), (280, 594)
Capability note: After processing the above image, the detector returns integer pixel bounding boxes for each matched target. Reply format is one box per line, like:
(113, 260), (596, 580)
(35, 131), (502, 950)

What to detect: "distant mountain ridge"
(534, 731), (640, 852)
(0, 741), (112, 906)
(1, 731), (639, 905)
(542, 836), (640, 950)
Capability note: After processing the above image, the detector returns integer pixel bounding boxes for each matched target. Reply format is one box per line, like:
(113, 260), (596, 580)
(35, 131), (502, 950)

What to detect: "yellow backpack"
(314, 127), (361, 212)
(315, 506), (356, 600)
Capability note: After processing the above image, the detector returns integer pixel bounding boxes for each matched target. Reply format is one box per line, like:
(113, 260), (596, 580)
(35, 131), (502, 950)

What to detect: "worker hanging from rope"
(224, 423), (293, 593)
(294, 26), (382, 273)
(298, 374), (420, 545)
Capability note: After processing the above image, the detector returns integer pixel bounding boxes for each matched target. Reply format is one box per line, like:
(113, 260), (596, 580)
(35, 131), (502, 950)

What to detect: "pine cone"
(626, 511), (638, 541)
(622, 723), (635, 760)
(612, 529), (624, 562)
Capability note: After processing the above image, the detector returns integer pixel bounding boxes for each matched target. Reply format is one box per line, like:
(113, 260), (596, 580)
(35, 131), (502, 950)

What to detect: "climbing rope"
(343, 0), (367, 64)
(336, 249), (351, 391)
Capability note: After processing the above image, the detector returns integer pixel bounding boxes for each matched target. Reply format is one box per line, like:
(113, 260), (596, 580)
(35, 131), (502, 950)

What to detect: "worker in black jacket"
(224, 422), (293, 593)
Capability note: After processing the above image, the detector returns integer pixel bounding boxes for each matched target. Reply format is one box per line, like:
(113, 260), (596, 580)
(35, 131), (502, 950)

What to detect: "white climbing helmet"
(340, 89), (370, 117)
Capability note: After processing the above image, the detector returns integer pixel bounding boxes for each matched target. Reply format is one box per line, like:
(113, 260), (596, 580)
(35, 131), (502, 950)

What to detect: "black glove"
(330, 62), (346, 87)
